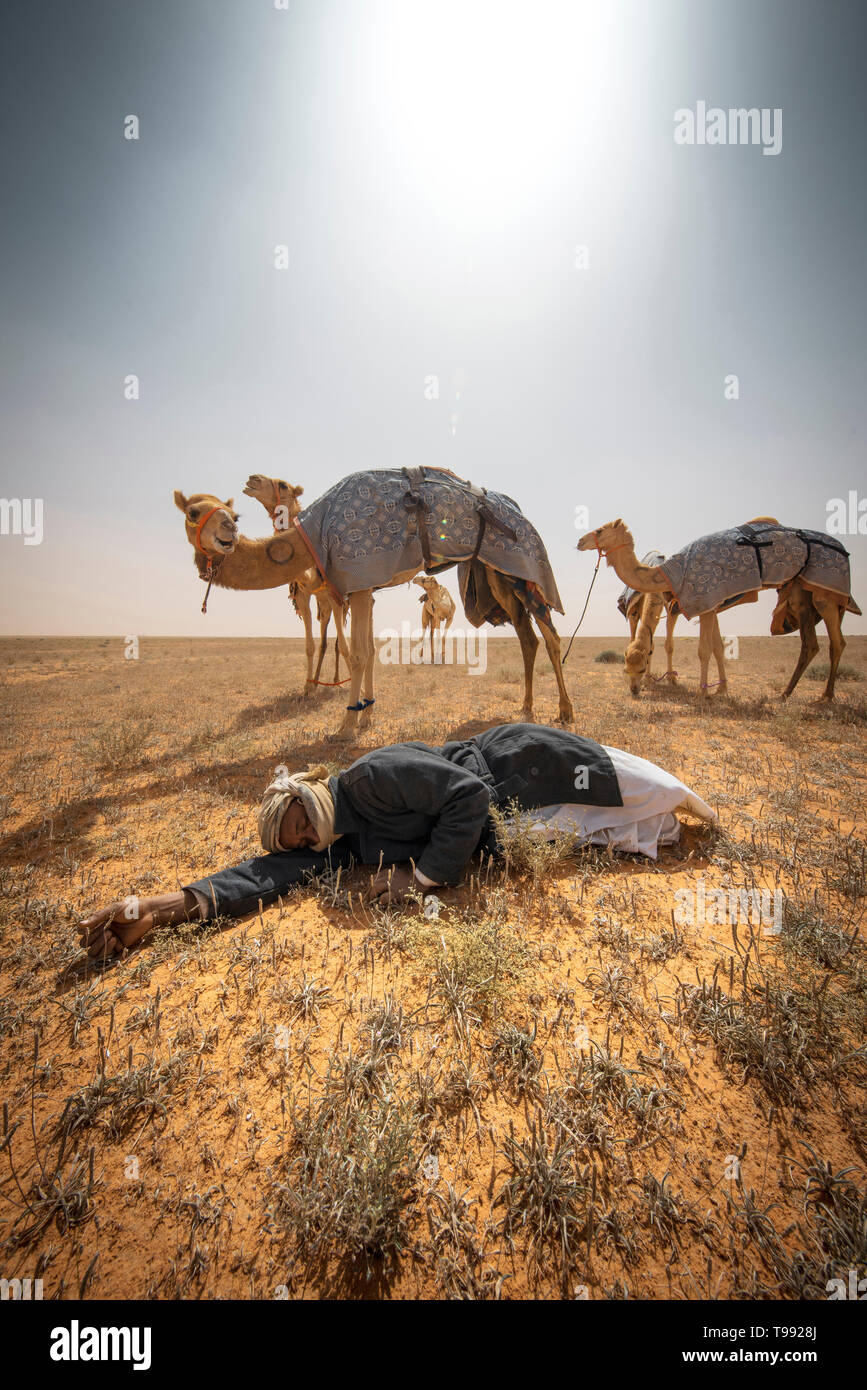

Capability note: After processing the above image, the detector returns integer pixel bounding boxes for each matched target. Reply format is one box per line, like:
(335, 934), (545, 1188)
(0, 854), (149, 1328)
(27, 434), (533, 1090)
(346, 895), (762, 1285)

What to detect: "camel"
(594, 520), (793, 698)
(579, 518), (859, 701)
(242, 474), (350, 693)
(413, 575), (456, 662)
(174, 489), (352, 698)
(177, 467), (574, 739)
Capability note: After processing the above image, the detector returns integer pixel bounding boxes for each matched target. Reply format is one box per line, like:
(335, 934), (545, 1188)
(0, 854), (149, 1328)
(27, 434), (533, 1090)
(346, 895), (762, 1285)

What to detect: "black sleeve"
(342, 748), (492, 884)
(184, 842), (356, 919)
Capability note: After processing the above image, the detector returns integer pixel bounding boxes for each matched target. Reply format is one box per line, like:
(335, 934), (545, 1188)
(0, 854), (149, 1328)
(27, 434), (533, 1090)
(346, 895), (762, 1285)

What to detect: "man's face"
(278, 798), (319, 850)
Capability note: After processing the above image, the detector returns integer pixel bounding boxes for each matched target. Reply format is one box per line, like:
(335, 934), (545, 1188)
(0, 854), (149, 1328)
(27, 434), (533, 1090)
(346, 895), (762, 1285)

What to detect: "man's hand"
(366, 864), (420, 907)
(76, 891), (199, 959)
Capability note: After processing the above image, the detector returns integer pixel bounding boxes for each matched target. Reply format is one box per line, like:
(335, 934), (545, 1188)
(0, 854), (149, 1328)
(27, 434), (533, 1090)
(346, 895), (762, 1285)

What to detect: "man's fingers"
(77, 903), (121, 935)
(86, 926), (121, 959)
(75, 903), (128, 957)
(85, 922), (114, 947)
(367, 870), (392, 901)
(373, 887), (408, 906)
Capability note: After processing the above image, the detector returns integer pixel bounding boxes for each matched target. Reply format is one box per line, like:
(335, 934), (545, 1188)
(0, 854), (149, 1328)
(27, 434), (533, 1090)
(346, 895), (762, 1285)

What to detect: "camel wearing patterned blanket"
(179, 466), (574, 739)
(284, 466), (573, 737)
(580, 518), (861, 701)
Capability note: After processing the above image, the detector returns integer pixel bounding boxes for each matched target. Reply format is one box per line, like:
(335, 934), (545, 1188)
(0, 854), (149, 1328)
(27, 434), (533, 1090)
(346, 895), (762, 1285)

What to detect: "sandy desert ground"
(0, 631), (865, 1300)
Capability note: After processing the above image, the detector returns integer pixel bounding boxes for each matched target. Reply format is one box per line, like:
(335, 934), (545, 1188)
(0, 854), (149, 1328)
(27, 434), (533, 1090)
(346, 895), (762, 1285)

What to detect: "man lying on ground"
(77, 723), (716, 958)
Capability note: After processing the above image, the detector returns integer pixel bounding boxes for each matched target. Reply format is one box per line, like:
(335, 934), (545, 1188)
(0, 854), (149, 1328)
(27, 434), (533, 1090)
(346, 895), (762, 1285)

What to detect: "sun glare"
(370, 1), (624, 225)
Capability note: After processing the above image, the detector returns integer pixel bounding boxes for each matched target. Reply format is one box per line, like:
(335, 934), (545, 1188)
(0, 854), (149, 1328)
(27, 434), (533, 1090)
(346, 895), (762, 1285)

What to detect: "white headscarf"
(258, 764), (340, 853)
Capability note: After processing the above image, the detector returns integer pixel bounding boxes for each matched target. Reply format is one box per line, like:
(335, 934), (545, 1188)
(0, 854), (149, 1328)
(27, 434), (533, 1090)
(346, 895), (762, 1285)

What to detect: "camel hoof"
(558, 705), (575, 724)
(358, 712), (374, 732)
(327, 726), (355, 743)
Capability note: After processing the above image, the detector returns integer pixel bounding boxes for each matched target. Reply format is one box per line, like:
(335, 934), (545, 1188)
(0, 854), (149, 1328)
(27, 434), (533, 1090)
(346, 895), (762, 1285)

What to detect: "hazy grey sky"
(1, 0), (865, 637)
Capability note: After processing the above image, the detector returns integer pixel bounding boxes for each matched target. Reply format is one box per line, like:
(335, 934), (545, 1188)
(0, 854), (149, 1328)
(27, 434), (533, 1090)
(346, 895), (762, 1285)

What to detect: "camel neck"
(193, 533), (305, 591)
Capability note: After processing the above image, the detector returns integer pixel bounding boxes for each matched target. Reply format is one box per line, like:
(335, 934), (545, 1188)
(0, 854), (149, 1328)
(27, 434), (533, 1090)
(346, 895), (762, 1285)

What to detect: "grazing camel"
(413, 575), (456, 662)
(620, 574), (714, 698)
(618, 554), (682, 697)
(623, 591), (669, 697)
(242, 474), (350, 693)
(595, 521), (785, 698)
(177, 466), (574, 739)
(579, 518), (861, 701)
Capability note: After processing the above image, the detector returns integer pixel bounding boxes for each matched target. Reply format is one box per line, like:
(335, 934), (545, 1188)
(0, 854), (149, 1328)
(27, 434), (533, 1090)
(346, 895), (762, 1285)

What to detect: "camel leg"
(295, 592), (316, 696)
(812, 593), (845, 701)
(332, 601), (352, 679)
(312, 607), (330, 687)
(333, 590), (373, 739)
(515, 609), (540, 720)
(358, 597), (376, 730)
(485, 570), (539, 719)
(442, 612), (454, 664)
(781, 603), (819, 699)
(533, 612), (575, 723)
(430, 619), (444, 667)
(665, 609), (678, 683)
(711, 615), (728, 695)
(643, 595), (664, 685)
(698, 613), (714, 694)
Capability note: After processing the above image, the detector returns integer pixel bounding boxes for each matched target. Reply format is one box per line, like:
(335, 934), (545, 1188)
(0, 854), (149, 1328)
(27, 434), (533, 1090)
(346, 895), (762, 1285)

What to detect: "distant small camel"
(413, 575), (456, 662)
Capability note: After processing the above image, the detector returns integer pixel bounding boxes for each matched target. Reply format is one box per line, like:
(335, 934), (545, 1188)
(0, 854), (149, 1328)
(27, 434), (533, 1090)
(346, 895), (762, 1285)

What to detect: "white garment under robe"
(415, 745), (715, 884)
(513, 745), (717, 861)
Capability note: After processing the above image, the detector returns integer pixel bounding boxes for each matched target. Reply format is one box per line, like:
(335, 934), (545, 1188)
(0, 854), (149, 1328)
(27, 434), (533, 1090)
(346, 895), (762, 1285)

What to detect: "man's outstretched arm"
(76, 843), (358, 958)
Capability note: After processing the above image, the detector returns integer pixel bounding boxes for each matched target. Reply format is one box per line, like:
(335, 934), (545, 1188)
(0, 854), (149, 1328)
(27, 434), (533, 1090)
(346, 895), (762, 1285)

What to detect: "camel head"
(576, 519), (631, 554)
(243, 474), (304, 522)
(623, 640), (649, 698)
(174, 491), (239, 558)
(413, 575), (437, 594)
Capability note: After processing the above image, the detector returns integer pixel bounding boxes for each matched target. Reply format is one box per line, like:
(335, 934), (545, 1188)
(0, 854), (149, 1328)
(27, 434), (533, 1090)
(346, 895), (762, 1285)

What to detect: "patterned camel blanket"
(617, 553), (666, 620)
(295, 467), (564, 612)
(659, 522), (859, 620)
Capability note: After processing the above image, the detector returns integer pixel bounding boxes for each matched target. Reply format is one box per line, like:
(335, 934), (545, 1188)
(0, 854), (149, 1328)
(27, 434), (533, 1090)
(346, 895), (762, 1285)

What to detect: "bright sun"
(367, 1), (629, 225)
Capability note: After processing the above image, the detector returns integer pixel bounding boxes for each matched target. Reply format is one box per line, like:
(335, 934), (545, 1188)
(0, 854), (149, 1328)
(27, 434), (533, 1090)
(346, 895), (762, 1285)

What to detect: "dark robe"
(186, 724), (621, 918)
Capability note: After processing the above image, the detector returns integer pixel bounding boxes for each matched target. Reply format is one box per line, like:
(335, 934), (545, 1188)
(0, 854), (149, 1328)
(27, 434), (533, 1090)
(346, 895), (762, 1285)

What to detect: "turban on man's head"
(258, 764), (339, 853)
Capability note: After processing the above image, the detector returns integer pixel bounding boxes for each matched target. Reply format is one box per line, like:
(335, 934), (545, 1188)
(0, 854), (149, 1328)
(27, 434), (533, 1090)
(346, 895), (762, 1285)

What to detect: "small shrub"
(805, 662), (862, 683)
(78, 720), (154, 770)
